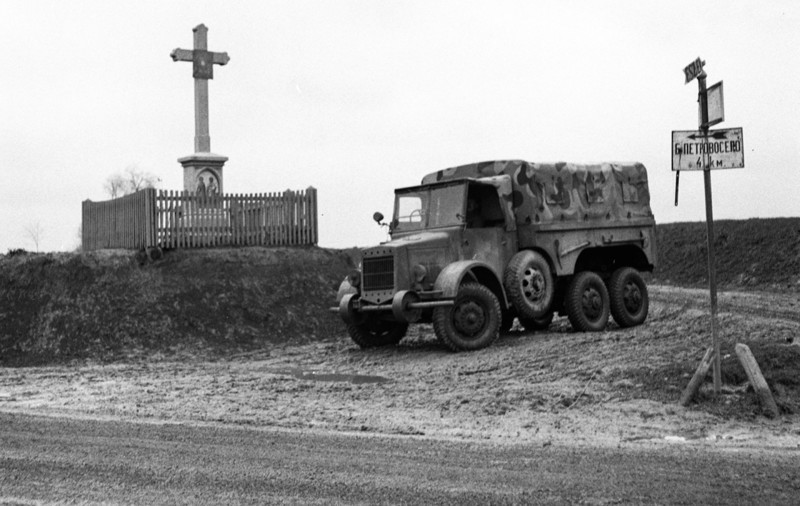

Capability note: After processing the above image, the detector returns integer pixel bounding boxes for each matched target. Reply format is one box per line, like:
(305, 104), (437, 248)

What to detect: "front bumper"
(330, 289), (453, 324)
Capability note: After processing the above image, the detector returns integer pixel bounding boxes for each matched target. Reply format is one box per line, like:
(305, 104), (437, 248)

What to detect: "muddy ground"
(1, 285), (798, 449)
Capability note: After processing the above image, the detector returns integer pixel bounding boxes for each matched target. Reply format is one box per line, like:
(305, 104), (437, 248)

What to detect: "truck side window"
(466, 186), (504, 228)
(398, 195), (423, 223)
(466, 198), (484, 228)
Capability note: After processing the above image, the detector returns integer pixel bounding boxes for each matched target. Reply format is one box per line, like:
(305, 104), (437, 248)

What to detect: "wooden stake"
(680, 347), (715, 406)
(734, 343), (780, 418)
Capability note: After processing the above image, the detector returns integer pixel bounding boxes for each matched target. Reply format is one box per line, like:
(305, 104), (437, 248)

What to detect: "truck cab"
(389, 176), (518, 287)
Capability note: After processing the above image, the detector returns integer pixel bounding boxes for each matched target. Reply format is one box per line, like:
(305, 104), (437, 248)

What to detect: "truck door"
(461, 183), (517, 275)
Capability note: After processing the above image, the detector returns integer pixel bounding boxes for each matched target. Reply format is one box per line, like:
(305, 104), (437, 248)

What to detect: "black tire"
(433, 283), (501, 351)
(346, 318), (408, 348)
(504, 250), (554, 320)
(565, 271), (610, 332)
(519, 312), (554, 332)
(608, 267), (649, 328)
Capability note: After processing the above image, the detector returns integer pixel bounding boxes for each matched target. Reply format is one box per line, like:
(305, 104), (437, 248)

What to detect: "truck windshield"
(393, 184), (466, 232)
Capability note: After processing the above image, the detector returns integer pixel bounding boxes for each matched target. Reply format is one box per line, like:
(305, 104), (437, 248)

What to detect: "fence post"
(144, 188), (155, 248)
(82, 200), (91, 251)
(308, 186), (318, 245)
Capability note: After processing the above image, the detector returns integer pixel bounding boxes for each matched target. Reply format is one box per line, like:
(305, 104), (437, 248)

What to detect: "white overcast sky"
(2, 0), (798, 252)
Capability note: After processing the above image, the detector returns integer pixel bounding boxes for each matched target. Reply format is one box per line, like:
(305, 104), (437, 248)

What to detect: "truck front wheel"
(433, 283), (502, 351)
(565, 271), (610, 332)
(608, 267), (649, 328)
(347, 318), (408, 348)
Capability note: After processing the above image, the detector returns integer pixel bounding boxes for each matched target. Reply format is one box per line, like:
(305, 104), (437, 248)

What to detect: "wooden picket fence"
(81, 189), (157, 251)
(82, 187), (318, 251)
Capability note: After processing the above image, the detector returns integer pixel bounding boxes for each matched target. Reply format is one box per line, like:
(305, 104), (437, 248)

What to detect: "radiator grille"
(362, 256), (394, 292)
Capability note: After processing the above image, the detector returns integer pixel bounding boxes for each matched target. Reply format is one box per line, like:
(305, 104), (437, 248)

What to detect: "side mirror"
(373, 212), (384, 224)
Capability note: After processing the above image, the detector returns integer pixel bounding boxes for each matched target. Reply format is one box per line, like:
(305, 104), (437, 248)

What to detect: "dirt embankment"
(653, 217), (800, 291)
(0, 247), (356, 365)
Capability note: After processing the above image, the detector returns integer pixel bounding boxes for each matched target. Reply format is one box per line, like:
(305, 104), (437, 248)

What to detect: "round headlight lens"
(412, 264), (427, 282)
(347, 270), (361, 288)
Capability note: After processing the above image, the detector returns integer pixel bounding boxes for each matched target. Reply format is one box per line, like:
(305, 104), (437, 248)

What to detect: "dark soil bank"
(0, 247), (355, 365)
(653, 217), (800, 291)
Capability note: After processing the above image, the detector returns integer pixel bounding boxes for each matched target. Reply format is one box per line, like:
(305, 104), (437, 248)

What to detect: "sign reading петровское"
(671, 127), (744, 171)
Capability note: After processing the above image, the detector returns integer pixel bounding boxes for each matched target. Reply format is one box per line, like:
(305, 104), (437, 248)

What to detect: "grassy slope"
(653, 217), (800, 291)
(0, 217), (797, 365)
(0, 247), (355, 365)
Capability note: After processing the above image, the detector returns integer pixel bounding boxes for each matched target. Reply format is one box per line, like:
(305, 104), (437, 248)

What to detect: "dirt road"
(2, 412), (798, 504)
(0, 285), (799, 503)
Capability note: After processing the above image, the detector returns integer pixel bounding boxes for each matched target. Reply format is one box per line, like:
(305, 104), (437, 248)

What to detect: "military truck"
(335, 160), (657, 351)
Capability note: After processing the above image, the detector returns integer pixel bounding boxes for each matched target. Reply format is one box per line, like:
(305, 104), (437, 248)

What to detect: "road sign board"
(699, 81), (724, 128)
(684, 57), (705, 84)
(672, 127), (744, 171)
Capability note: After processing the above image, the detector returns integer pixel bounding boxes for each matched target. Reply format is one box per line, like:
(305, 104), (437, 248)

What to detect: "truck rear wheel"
(504, 250), (554, 320)
(433, 283), (501, 351)
(565, 271), (609, 332)
(608, 267), (649, 328)
(347, 318), (408, 348)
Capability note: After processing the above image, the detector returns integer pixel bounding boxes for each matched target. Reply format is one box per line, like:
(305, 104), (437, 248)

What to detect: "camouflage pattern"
(468, 175), (517, 230)
(421, 160), (653, 227)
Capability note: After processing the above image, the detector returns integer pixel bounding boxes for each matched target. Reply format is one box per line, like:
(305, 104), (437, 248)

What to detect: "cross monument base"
(179, 152), (228, 196)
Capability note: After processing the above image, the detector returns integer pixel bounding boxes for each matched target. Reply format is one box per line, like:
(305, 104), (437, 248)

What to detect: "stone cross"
(170, 24), (230, 153)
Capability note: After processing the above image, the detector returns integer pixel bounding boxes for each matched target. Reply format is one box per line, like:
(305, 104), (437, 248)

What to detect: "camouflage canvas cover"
(421, 160), (653, 227)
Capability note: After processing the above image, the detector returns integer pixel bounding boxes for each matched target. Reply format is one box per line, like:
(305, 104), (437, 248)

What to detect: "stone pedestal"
(178, 152), (228, 195)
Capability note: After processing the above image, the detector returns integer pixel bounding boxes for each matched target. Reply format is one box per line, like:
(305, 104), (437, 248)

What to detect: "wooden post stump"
(680, 347), (715, 406)
(734, 343), (780, 418)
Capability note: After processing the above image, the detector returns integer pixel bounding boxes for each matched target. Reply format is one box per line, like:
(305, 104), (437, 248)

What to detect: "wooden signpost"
(676, 58), (744, 398)
(677, 61), (778, 415)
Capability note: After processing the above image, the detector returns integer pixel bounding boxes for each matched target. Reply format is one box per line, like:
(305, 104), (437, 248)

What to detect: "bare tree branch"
(104, 174), (127, 198)
(24, 221), (44, 252)
(104, 165), (161, 198)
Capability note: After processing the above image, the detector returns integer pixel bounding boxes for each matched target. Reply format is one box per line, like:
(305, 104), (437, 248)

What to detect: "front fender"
(336, 277), (358, 303)
(433, 260), (507, 307)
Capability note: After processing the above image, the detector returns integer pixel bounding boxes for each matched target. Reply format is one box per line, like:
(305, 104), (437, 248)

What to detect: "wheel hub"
(582, 288), (603, 319)
(623, 282), (642, 313)
(453, 301), (486, 336)
(522, 268), (545, 302)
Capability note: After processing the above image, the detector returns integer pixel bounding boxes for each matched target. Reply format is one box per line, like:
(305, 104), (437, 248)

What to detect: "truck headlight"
(412, 264), (427, 283)
(347, 270), (361, 288)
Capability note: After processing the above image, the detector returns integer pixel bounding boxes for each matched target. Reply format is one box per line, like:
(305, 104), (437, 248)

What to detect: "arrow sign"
(672, 127), (744, 171)
(687, 131), (729, 140)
